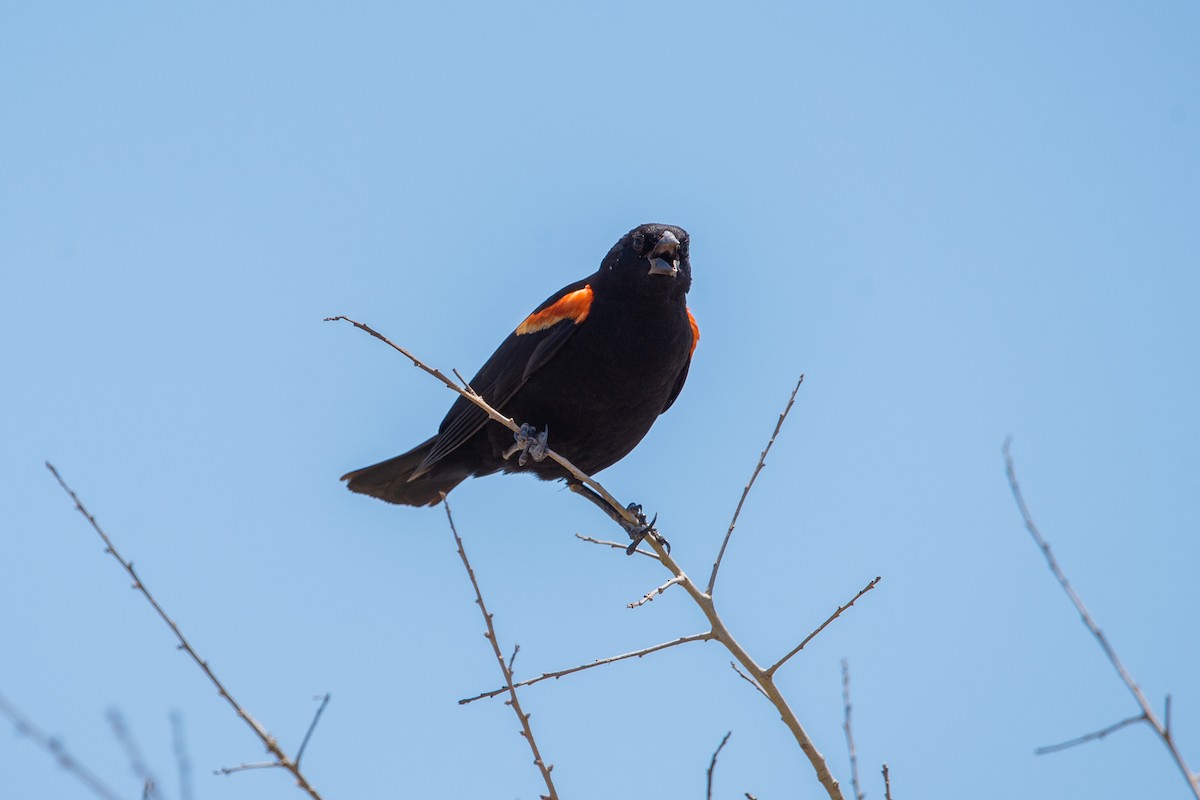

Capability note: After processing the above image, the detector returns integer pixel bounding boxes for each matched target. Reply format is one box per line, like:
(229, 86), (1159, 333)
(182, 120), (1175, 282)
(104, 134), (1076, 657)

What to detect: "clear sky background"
(3, 3), (1198, 799)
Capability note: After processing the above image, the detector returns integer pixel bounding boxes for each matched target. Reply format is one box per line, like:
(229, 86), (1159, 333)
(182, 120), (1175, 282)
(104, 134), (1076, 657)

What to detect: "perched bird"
(342, 223), (699, 524)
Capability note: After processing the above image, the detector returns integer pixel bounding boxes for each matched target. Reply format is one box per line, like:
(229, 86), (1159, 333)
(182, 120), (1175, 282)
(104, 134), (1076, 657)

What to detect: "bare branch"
(707, 731), (733, 800)
(767, 577), (882, 677)
(1004, 440), (1200, 798)
(336, 320), (848, 800)
(295, 694), (331, 768)
(882, 763), (892, 800)
(508, 644), (521, 674)
(1035, 713), (1147, 755)
(707, 374), (804, 595)
(107, 710), (160, 799)
(841, 661), (864, 800)
(574, 533), (659, 559)
(629, 575), (684, 608)
(730, 661), (768, 700)
(45, 463), (325, 800)
(460, 633), (714, 704)
(0, 692), (126, 800)
(214, 762), (277, 775)
(169, 712), (194, 800)
(442, 496), (558, 800)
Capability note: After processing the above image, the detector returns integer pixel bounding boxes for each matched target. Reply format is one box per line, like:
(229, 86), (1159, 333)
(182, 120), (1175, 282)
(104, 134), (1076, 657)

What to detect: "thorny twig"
(443, 496), (558, 800)
(708, 374), (804, 595)
(459, 633), (714, 704)
(46, 463), (325, 800)
(767, 577), (882, 677)
(1003, 439), (1200, 798)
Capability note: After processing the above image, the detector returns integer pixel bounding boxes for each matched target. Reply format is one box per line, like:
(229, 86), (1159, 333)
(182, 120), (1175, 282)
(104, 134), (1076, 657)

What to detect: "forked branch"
(335, 316), (866, 800)
(46, 463), (325, 800)
(1003, 439), (1199, 798)
(442, 497), (558, 800)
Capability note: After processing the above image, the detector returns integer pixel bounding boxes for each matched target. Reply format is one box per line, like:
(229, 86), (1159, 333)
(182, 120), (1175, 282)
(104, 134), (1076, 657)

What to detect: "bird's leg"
(502, 423), (549, 467)
(568, 482), (670, 556)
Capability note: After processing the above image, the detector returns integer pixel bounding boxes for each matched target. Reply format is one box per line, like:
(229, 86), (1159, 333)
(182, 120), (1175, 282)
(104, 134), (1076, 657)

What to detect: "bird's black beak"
(647, 231), (681, 278)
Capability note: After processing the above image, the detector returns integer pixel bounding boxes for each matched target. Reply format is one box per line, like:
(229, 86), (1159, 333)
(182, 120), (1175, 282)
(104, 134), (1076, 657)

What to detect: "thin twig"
(461, 633), (715, 704)
(730, 661), (769, 700)
(442, 496), (558, 800)
(0, 692), (126, 800)
(214, 762), (277, 775)
(508, 644), (521, 674)
(295, 694), (331, 768)
(629, 575), (684, 608)
(45, 463), (324, 800)
(841, 661), (864, 800)
(574, 533), (659, 559)
(107, 710), (160, 799)
(1004, 439), (1200, 798)
(707, 374), (804, 595)
(882, 763), (892, 800)
(1035, 713), (1147, 755)
(170, 712), (194, 800)
(767, 577), (882, 677)
(337, 320), (848, 800)
(707, 731), (733, 800)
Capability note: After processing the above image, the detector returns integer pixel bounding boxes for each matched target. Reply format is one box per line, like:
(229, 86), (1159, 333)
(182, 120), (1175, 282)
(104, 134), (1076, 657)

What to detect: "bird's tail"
(341, 437), (468, 507)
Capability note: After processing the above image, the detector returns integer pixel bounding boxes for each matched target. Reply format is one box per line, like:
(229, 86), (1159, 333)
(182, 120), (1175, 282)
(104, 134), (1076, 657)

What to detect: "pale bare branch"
(707, 374), (804, 596)
(707, 731), (732, 800)
(1004, 439), (1200, 798)
(0, 692), (126, 800)
(574, 533), (659, 559)
(767, 577), (882, 677)
(443, 496), (558, 800)
(46, 463), (324, 800)
(629, 575), (684, 608)
(460, 633), (714, 704)
(336, 319), (848, 800)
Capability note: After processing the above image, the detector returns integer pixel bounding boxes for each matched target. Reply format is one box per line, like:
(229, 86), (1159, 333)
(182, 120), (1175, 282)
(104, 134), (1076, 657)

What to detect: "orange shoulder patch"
(687, 308), (700, 357)
(516, 285), (593, 335)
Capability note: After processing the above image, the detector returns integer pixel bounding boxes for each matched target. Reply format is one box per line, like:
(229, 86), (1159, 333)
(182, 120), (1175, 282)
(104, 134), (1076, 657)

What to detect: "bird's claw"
(624, 503), (670, 555)
(503, 423), (549, 467)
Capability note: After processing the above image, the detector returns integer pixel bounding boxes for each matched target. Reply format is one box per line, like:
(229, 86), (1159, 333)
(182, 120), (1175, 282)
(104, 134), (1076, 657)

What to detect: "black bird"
(342, 223), (698, 527)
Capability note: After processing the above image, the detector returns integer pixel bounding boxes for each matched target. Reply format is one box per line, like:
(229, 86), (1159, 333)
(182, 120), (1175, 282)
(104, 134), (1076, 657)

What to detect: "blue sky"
(3, 3), (1198, 799)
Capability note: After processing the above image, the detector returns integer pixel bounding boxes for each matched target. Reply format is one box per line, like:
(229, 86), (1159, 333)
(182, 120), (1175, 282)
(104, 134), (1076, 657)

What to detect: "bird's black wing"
(412, 278), (594, 477)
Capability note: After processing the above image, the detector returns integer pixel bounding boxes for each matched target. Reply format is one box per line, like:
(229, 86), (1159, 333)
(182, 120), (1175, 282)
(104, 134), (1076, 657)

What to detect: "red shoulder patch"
(687, 308), (700, 357)
(516, 285), (593, 335)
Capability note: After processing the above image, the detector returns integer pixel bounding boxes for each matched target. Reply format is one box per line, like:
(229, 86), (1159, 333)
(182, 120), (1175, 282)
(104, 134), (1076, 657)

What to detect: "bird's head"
(601, 223), (692, 296)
